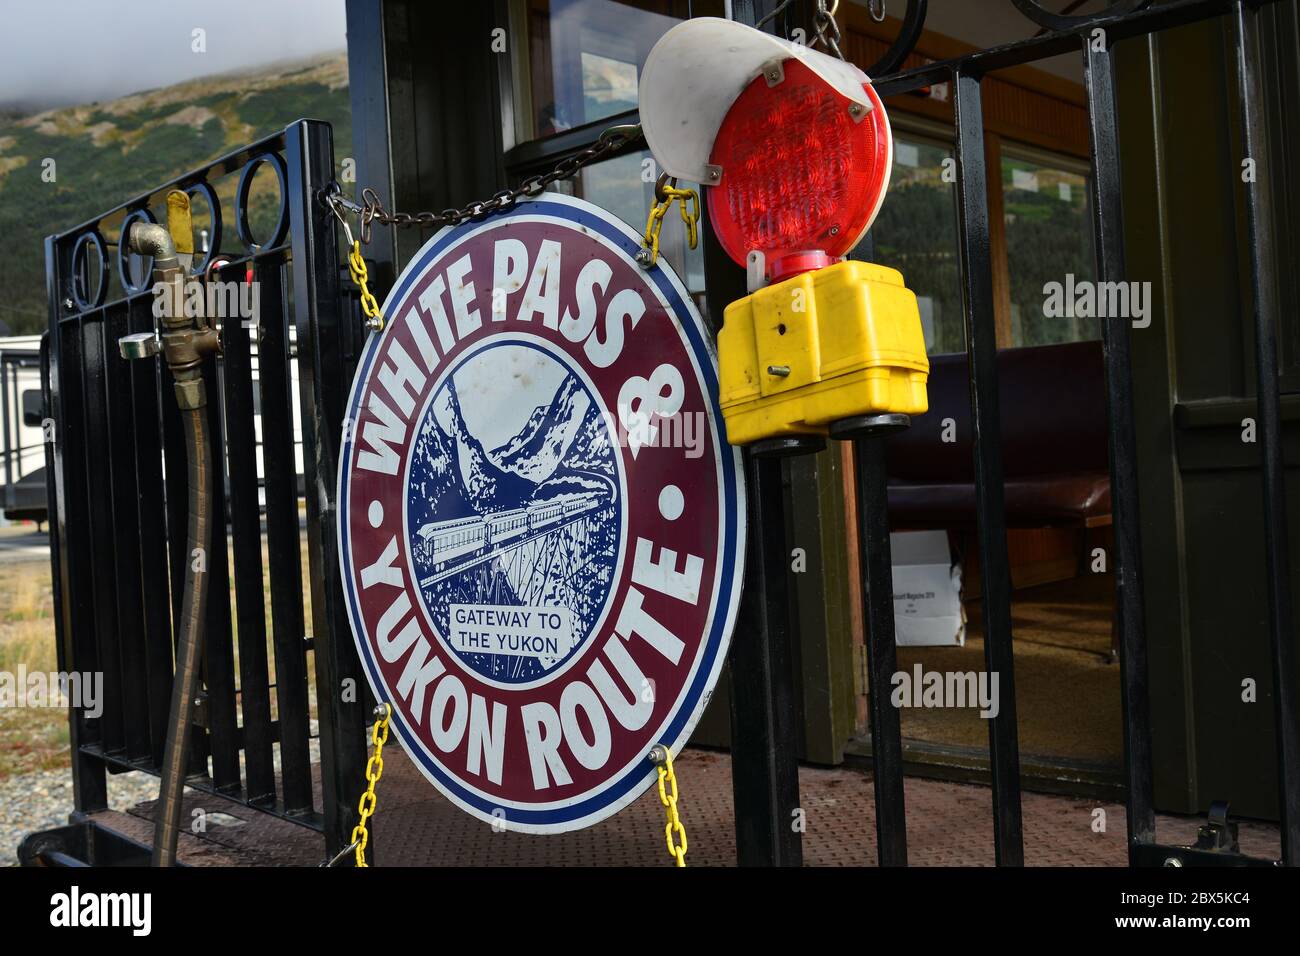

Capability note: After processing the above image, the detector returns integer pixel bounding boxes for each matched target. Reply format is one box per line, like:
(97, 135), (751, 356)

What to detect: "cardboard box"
(890, 530), (966, 647)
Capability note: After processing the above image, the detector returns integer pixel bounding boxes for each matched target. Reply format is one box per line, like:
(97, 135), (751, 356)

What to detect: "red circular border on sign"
(342, 211), (728, 820)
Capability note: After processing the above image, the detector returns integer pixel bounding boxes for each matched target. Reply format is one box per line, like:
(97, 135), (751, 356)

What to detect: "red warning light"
(706, 57), (891, 274)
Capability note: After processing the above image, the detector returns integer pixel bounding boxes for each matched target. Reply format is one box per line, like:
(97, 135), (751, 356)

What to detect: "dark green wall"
(1116, 1), (1300, 820)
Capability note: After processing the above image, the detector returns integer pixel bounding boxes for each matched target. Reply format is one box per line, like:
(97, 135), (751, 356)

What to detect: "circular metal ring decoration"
(70, 230), (108, 313)
(1010, 0), (1150, 32)
(235, 152), (290, 253)
(116, 207), (158, 296)
(865, 0), (928, 78)
(185, 180), (223, 277)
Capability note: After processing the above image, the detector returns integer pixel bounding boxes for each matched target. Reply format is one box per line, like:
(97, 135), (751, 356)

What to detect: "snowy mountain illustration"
(490, 376), (592, 483)
(404, 342), (623, 686)
(407, 348), (618, 529)
(407, 379), (532, 520)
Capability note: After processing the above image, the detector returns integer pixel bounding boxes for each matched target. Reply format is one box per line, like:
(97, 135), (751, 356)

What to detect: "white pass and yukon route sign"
(338, 193), (745, 833)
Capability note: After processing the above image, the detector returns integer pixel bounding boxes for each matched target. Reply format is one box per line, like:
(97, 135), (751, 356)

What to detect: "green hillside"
(0, 53), (352, 336)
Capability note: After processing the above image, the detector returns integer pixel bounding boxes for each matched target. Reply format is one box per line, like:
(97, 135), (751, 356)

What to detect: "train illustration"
(415, 489), (608, 574)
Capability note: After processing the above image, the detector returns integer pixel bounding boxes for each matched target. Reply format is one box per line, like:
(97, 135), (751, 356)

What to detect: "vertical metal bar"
(222, 292), (277, 805)
(1082, 39), (1157, 855)
(1232, 0), (1300, 865)
(700, 3), (811, 868)
(257, 260), (314, 815)
(198, 347), (242, 794)
(952, 68), (1025, 866)
(44, 237), (107, 812)
(103, 305), (152, 762)
(344, 0), (398, 292)
(1, 358), (12, 497)
(850, 436), (908, 865)
(728, 450), (804, 867)
(287, 119), (369, 850)
(127, 296), (175, 769)
(80, 313), (127, 758)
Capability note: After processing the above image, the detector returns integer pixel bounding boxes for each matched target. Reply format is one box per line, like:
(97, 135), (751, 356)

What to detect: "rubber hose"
(152, 405), (211, 867)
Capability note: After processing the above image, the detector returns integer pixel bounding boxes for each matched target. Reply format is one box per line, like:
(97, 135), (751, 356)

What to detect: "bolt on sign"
(338, 193), (745, 832)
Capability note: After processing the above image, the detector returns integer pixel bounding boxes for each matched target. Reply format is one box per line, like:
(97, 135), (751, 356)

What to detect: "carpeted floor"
(894, 572), (1123, 766)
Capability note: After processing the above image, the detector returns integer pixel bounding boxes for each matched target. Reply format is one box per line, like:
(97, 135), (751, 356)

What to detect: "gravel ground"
(1, 728), (322, 866)
(0, 767), (160, 866)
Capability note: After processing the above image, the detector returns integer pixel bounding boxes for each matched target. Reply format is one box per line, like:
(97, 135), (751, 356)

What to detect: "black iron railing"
(857, 0), (1296, 869)
(43, 120), (368, 854)
(394, 0), (1300, 867)
(41, 0), (1299, 869)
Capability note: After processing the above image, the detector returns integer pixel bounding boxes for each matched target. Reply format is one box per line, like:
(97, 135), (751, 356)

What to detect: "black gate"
(43, 120), (369, 854)
(39, 0), (1300, 868)
(699, 0), (1299, 868)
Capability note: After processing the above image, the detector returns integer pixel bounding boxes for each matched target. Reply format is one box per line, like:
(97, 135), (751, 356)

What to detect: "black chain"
(340, 123), (643, 244)
(753, 0), (846, 59)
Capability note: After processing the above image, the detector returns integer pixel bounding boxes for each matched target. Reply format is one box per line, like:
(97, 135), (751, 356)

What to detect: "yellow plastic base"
(718, 260), (930, 446)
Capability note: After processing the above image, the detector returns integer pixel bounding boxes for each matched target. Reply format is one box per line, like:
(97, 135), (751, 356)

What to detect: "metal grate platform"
(86, 747), (1282, 866)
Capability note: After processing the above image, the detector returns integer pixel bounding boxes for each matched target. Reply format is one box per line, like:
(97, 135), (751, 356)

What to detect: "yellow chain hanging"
(348, 240), (384, 332)
(638, 175), (699, 270)
(652, 744), (688, 867)
(350, 703), (391, 867)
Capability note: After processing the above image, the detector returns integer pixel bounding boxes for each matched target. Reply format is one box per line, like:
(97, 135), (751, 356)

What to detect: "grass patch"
(0, 558), (67, 779)
(0, 519), (320, 783)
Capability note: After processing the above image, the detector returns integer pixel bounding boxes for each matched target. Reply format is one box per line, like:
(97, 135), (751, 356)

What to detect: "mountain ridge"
(0, 53), (352, 336)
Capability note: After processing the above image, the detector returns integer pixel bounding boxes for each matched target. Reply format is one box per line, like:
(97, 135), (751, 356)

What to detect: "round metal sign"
(338, 193), (745, 833)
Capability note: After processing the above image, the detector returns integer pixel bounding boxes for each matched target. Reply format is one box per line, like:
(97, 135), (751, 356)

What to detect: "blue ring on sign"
(338, 196), (741, 828)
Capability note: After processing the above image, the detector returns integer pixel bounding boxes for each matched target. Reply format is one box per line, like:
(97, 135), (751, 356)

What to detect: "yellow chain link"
(639, 179), (699, 269)
(350, 703), (391, 867)
(348, 240), (384, 332)
(654, 745), (688, 867)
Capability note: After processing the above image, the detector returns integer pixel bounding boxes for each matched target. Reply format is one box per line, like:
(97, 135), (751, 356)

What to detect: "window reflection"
(1002, 152), (1097, 346)
(549, 148), (707, 302)
(517, 0), (722, 139)
(869, 134), (965, 355)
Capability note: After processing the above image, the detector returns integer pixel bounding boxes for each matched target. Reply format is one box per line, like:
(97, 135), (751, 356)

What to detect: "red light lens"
(706, 57), (891, 269)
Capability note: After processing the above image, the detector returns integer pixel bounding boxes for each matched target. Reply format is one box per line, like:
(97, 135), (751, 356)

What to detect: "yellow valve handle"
(166, 189), (195, 256)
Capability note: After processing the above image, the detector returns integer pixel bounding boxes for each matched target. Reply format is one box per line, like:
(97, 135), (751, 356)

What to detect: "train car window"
(22, 388), (43, 428)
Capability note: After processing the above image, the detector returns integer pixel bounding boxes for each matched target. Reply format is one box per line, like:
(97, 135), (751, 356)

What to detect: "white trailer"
(0, 335), (47, 526)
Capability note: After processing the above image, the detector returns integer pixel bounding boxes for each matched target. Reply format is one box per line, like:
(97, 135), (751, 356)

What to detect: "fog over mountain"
(0, 0), (346, 112)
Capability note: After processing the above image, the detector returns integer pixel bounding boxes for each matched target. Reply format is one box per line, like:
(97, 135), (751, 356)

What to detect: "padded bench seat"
(887, 474), (1111, 529)
(885, 340), (1111, 531)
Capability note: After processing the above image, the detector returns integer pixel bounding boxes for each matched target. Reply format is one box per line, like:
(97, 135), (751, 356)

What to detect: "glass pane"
(869, 135), (966, 355)
(518, 0), (722, 139)
(1002, 153), (1098, 347)
(551, 148), (706, 303)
